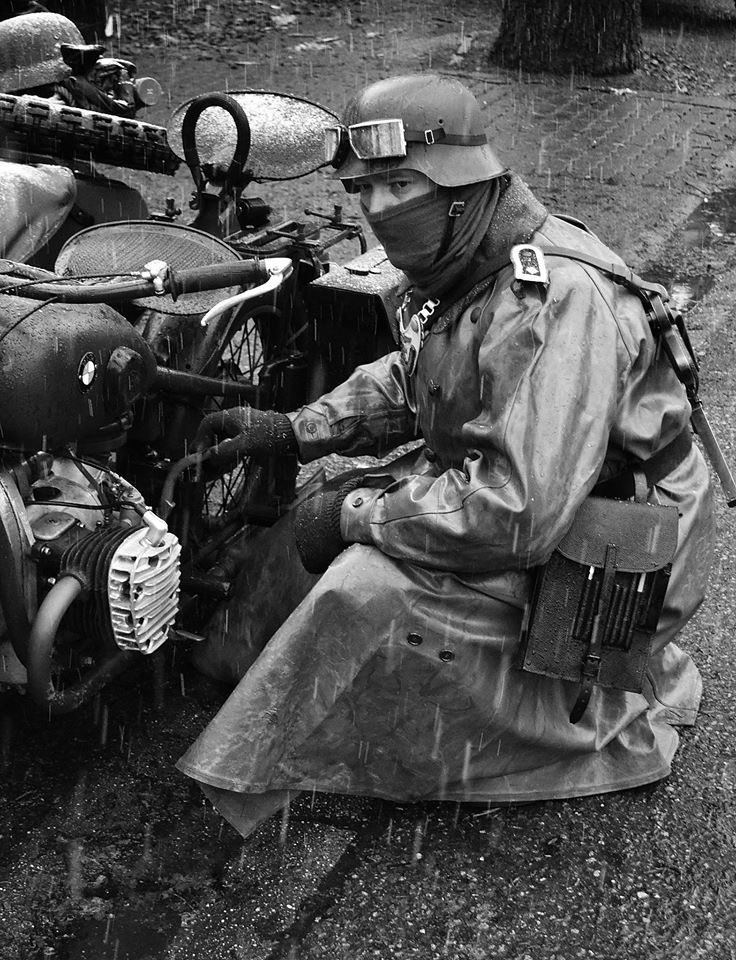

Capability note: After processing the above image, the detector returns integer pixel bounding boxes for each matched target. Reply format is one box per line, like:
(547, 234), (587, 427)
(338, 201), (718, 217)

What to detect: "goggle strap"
(324, 125), (351, 167)
(325, 122), (489, 166)
(403, 127), (488, 147)
(332, 127), (351, 168)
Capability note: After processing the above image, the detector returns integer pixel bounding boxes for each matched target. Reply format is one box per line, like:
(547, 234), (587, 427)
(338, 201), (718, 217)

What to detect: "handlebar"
(0, 257), (287, 305)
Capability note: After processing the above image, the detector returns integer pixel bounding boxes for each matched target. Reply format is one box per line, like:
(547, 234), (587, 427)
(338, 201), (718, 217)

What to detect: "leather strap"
(422, 237), (670, 338)
(593, 428), (692, 501)
(541, 245), (670, 301)
(404, 127), (488, 146)
(426, 243), (694, 502)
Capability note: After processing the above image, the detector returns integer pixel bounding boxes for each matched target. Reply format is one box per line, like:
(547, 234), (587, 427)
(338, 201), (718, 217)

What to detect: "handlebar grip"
(170, 259), (268, 297)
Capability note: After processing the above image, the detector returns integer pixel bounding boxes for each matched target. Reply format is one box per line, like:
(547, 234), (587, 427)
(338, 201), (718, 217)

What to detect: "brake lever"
(198, 257), (293, 326)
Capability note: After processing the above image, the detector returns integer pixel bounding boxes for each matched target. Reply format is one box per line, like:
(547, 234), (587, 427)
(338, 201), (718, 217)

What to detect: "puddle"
(680, 187), (736, 250)
(636, 186), (736, 313)
(640, 264), (715, 313)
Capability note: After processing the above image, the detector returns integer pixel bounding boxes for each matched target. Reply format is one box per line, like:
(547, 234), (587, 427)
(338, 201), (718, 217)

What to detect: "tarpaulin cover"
(0, 160), (76, 261)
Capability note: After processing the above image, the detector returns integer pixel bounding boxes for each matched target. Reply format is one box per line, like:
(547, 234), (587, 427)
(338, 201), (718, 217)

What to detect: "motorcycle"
(0, 86), (401, 716)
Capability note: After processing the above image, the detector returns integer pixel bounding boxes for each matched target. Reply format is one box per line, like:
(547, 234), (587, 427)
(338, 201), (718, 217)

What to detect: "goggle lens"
(323, 118), (407, 164)
(348, 119), (407, 160)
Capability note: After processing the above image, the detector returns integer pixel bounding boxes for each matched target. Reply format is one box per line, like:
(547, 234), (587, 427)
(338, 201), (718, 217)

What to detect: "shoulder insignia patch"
(510, 244), (549, 285)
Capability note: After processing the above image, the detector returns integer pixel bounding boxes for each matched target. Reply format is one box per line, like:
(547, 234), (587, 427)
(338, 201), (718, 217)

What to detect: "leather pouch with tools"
(517, 494), (679, 723)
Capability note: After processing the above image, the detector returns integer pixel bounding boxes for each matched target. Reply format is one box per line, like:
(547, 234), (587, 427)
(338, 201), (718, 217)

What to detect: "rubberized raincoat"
(0, 160), (76, 262)
(178, 176), (714, 836)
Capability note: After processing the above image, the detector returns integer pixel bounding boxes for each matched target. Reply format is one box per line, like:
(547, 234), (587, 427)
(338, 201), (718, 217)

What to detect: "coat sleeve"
(287, 352), (418, 461)
(341, 266), (639, 573)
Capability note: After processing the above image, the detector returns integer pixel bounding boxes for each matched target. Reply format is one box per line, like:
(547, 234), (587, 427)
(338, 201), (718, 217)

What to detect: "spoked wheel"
(175, 300), (300, 623)
(180, 257), (308, 564)
(184, 293), (304, 564)
(199, 306), (269, 526)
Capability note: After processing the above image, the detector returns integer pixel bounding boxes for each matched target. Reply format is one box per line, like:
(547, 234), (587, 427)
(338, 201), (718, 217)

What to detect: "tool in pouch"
(518, 493), (678, 723)
(397, 291), (440, 376)
(510, 243), (736, 722)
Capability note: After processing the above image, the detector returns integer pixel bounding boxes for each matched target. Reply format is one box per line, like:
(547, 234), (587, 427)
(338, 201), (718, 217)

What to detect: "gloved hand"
(293, 469), (394, 574)
(193, 405), (296, 472)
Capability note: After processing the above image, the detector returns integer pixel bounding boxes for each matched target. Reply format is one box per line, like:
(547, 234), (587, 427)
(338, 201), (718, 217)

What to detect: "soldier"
(0, 10), (156, 116)
(0, 12), (86, 260)
(178, 74), (714, 836)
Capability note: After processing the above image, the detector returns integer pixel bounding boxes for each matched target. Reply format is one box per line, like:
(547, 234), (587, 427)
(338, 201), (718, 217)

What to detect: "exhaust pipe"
(27, 576), (134, 716)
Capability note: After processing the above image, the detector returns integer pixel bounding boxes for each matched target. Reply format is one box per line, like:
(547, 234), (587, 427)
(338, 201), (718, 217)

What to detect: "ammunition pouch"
(518, 494), (678, 723)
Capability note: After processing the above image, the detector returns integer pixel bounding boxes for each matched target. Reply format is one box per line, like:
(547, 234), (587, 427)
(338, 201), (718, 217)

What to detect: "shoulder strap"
(529, 244), (670, 301)
(522, 243), (736, 507)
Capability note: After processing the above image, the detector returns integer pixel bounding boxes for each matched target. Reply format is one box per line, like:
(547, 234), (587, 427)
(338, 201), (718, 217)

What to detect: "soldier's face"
(354, 169), (434, 215)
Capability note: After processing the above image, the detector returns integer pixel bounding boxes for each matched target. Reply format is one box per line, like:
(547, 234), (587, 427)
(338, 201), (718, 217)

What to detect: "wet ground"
(4, 1), (736, 958)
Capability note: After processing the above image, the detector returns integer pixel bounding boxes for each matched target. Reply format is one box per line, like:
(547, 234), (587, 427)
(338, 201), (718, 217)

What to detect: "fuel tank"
(0, 293), (156, 450)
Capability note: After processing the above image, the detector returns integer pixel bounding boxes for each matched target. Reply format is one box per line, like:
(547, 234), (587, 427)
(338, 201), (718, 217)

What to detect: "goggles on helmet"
(324, 118), (488, 168)
(324, 119), (405, 166)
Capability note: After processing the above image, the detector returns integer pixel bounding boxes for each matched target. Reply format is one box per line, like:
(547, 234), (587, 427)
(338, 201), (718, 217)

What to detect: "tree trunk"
(492, 0), (642, 76)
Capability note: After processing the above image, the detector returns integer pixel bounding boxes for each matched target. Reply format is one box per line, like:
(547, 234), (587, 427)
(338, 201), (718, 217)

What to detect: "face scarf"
(362, 178), (500, 298)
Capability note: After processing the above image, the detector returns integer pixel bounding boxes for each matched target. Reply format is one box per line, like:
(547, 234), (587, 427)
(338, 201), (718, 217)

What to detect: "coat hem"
(176, 758), (673, 805)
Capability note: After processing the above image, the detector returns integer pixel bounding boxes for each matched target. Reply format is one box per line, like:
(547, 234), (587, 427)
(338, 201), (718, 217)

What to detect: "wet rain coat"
(0, 160), (76, 262)
(178, 177), (714, 835)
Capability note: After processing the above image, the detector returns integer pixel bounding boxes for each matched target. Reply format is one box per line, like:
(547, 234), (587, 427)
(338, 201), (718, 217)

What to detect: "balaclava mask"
(361, 176), (500, 298)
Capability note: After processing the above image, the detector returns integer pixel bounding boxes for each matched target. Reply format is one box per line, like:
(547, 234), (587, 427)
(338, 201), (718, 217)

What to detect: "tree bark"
(492, 0), (642, 76)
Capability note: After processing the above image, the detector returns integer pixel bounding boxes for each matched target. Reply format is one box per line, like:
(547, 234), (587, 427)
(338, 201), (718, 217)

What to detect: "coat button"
(352, 496), (364, 507)
(439, 650), (455, 662)
(427, 379), (442, 396)
(470, 307), (482, 323)
(407, 632), (423, 645)
(306, 422), (317, 434)
(424, 448), (437, 462)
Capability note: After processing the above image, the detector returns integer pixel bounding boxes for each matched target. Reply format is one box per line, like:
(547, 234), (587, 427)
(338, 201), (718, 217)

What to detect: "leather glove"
(193, 405), (296, 472)
(293, 469), (393, 574)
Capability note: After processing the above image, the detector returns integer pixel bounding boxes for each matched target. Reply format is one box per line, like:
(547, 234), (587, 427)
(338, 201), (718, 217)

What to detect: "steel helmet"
(0, 12), (84, 93)
(325, 74), (506, 192)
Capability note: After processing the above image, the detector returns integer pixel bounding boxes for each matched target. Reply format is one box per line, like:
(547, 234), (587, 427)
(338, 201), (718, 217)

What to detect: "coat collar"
(392, 174), (549, 335)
